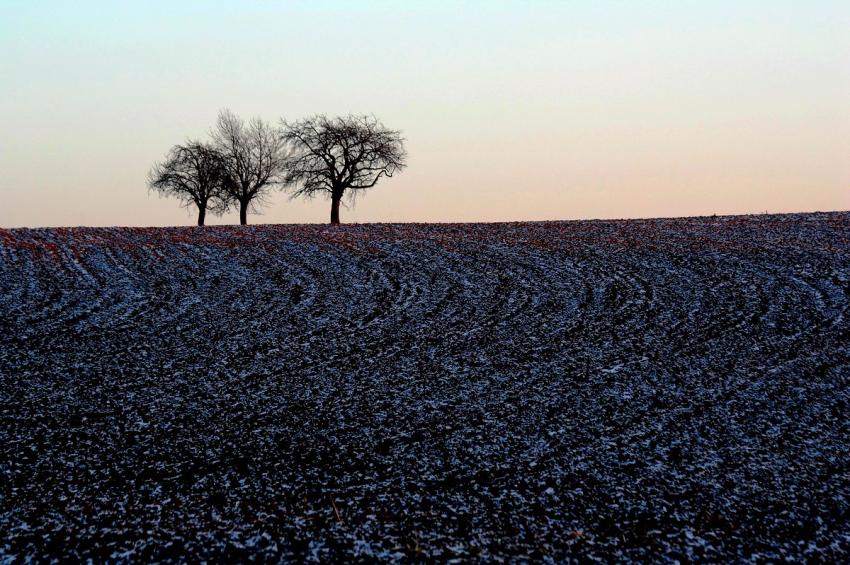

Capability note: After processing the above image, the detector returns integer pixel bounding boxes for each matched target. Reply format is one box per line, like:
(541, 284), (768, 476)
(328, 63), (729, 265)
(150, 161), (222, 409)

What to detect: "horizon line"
(3, 209), (847, 232)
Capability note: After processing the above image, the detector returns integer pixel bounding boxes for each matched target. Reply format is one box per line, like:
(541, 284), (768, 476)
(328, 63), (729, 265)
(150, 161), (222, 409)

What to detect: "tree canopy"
(147, 141), (229, 226)
(282, 114), (406, 224)
(212, 109), (288, 225)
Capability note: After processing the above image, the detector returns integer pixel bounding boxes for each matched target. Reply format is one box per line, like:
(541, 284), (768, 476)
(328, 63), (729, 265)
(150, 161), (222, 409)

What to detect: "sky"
(1, 0), (848, 227)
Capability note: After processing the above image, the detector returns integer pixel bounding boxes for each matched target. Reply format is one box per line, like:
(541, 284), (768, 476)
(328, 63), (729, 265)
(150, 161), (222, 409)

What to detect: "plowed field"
(1, 213), (849, 561)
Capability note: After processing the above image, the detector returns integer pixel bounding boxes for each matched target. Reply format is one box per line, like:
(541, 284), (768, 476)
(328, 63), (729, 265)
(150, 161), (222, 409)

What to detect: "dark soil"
(1, 213), (849, 562)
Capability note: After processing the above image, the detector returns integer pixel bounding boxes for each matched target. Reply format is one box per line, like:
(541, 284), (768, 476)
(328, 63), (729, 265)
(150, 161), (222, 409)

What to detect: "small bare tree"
(148, 142), (228, 226)
(282, 114), (407, 224)
(212, 109), (288, 225)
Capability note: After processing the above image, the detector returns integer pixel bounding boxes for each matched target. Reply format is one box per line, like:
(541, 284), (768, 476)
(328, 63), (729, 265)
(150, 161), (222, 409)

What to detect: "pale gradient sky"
(1, 0), (849, 227)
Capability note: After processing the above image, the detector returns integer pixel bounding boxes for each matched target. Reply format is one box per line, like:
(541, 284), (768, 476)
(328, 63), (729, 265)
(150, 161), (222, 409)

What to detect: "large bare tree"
(282, 114), (407, 224)
(147, 142), (228, 226)
(212, 109), (288, 225)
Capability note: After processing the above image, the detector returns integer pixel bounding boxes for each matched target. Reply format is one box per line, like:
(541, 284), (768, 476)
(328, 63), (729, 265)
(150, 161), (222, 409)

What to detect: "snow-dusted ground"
(1, 213), (849, 562)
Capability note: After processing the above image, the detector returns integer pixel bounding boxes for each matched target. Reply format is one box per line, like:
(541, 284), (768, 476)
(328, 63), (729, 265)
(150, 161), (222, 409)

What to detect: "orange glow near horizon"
(1, 1), (848, 227)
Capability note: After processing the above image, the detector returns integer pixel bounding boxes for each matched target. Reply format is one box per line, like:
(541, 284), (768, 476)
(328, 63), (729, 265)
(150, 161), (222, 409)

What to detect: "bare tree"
(212, 109), (288, 225)
(282, 114), (407, 224)
(148, 142), (229, 226)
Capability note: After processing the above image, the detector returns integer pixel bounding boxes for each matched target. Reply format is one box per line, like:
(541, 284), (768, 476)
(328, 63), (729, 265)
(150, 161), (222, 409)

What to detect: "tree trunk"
(197, 205), (206, 226)
(330, 195), (341, 225)
(239, 200), (248, 225)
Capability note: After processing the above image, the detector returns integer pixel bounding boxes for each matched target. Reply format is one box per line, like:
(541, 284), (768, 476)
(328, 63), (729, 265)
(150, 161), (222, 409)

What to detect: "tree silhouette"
(212, 109), (288, 225)
(148, 142), (228, 226)
(282, 114), (406, 224)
